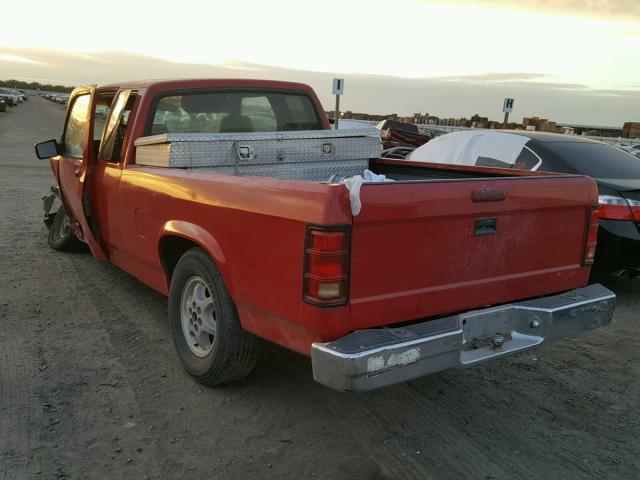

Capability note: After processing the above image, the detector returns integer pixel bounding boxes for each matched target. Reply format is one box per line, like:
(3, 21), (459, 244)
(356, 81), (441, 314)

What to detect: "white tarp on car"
(408, 130), (530, 167)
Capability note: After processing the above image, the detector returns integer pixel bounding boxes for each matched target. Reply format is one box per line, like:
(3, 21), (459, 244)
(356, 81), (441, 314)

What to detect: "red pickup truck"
(35, 79), (614, 391)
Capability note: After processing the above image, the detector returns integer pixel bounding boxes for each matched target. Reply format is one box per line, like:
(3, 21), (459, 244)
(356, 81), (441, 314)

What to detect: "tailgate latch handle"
(475, 217), (497, 236)
(472, 188), (506, 202)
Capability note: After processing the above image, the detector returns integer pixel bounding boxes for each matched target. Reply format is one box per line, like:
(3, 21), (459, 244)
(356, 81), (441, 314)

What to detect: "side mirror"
(35, 139), (60, 159)
(327, 118), (335, 125)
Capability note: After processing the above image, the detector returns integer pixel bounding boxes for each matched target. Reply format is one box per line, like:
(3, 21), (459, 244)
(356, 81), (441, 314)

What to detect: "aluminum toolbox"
(133, 129), (381, 181)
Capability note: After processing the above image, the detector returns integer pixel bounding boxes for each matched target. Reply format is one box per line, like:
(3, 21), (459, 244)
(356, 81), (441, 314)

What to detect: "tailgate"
(349, 175), (597, 330)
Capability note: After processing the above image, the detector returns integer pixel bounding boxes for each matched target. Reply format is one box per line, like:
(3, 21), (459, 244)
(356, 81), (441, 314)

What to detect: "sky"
(1, 0), (639, 125)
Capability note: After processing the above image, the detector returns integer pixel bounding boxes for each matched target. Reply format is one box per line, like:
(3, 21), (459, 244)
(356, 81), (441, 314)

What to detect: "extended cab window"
(100, 90), (137, 163)
(150, 91), (322, 134)
(64, 94), (91, 156)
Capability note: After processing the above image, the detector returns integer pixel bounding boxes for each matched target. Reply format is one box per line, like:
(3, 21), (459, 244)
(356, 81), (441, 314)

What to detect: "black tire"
(47, 204), (86, 252)
(169, 248), (259, 385)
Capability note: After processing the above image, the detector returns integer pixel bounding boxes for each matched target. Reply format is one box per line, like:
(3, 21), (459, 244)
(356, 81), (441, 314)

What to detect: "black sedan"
(408, 130), (640, 275)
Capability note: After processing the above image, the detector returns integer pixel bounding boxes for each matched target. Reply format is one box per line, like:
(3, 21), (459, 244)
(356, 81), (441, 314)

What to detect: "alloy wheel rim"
(180, 276), (217, 357)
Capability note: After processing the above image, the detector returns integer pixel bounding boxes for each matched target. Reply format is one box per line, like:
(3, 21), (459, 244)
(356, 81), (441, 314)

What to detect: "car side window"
(63, 94), (91, 157)
(476, 156), (512, 168)
(513, 147), (542, 170)
(100, 91), (136, 163)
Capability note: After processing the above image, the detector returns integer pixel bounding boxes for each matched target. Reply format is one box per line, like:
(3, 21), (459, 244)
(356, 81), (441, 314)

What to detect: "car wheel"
(169, 248), (259, 385)
(47, 204), (86, 252)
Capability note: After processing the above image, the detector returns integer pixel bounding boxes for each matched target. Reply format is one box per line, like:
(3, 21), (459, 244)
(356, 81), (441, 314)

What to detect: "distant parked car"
(12, 90), (26, 102)
(0, 89), (20, 106)
(377, 119), (433, 151)
(627, 146), (640, 159)
(49, 94), (69, 105)
(408, 130), (640, 276)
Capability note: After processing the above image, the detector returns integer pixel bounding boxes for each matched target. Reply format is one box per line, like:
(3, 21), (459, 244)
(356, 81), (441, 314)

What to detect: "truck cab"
(37, 79), (330, 259)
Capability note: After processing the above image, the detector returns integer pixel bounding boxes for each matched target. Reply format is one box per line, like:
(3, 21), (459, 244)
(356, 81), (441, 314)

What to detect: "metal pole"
(503, 112), (509, 129)
(334, 95), (340, 130)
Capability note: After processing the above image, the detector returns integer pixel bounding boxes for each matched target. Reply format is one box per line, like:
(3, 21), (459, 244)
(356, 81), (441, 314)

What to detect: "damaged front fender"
(42, 186), (60, 229)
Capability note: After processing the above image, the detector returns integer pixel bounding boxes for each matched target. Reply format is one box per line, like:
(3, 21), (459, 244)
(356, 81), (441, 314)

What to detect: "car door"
(56, 86), (107, 260)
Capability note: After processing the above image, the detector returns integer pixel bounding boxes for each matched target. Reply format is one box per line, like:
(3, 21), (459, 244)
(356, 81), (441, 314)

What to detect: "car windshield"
(543, 141), (640, 178)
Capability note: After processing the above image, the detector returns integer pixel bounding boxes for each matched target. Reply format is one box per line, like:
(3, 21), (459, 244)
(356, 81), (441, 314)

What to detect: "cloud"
(433, 0), (640, 22)
(433, 72), (593, 92)
(1, 47), (639, 126)
(438, 72), (551, 82)
(590, 88), (640, 97)
(507, 81), (589, 90)
(0, 53), (46, 65)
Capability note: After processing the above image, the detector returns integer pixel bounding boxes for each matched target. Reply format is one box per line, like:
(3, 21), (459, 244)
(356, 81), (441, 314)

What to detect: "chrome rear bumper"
(311, 284), (615, 392)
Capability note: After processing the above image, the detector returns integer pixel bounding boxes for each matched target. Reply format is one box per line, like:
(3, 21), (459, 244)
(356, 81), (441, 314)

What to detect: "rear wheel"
(47, 204), (85, 252)
(169, 248), (259, 385)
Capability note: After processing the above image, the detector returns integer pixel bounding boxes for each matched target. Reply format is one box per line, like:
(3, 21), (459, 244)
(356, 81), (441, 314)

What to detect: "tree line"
(0, 79), (74, 93)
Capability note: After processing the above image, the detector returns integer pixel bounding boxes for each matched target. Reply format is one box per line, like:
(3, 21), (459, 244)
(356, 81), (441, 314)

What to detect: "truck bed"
(116, 157), (597, 354)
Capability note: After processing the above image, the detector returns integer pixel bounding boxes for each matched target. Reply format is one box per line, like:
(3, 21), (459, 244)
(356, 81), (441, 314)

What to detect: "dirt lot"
(0, 97), (638, 480)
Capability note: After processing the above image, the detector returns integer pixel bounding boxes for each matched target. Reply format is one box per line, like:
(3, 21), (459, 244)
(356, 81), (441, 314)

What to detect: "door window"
(63, 94), (91, 157)
(93, 94), (115, 141)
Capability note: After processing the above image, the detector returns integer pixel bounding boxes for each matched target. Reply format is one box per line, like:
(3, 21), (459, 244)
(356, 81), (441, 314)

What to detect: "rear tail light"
(628, 198), (640, 222)
(303, 226), (350, 306)
(598, 194), (634, 220)
(582, 206), (599, 266)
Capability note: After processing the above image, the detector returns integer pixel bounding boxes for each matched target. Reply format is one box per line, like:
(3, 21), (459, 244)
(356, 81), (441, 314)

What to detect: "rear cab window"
(149, 90), (322, 134)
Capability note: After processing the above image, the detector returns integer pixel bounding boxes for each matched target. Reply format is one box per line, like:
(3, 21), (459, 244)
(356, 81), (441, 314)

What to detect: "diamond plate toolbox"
(134, 129), (381, 181)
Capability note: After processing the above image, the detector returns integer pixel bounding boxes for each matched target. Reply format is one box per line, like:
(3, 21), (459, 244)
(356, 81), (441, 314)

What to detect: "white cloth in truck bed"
(340, 170), (394, 216)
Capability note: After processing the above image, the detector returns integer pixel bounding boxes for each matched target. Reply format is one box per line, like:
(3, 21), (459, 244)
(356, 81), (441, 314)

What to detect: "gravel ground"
(1, 97), (638, 480)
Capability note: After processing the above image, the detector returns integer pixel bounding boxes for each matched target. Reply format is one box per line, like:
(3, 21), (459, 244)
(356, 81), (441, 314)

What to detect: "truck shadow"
(68, 253), (638, 480)
(590, 268), (640, 296)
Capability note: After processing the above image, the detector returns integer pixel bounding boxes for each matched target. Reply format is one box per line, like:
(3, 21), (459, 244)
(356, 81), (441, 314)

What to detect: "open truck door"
(36, 85), (107, 260)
